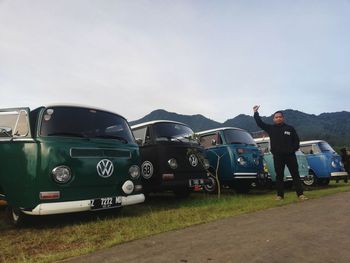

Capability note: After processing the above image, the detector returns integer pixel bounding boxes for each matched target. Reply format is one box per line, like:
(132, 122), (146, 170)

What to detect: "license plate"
(189, 179), (202, 187)
(91, 197), (122, 210)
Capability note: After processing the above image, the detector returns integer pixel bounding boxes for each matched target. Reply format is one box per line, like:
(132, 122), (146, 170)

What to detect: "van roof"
(39, 104), (126, 119)
(254, 137), (271, 143)
(300, 140), (325, 145)
(131, 120), (188, 130)
(196, 127), (246, 135)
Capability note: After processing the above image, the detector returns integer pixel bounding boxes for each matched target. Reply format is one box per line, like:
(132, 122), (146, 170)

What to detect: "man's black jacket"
(254, 112), (300, 155)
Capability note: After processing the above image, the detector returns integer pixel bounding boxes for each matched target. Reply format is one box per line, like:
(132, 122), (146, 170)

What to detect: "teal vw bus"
(197, 127), (264, 194)
(254, 137), (311, 186)
(0, 105), (144, 225)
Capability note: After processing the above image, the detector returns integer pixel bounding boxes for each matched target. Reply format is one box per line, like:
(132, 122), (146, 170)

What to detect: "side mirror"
(0, 126), (13, 137)
(135, 138), (143, 146)
(211, 139), (216, 145)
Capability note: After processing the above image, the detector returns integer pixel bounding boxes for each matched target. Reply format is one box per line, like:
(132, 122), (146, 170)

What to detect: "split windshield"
(224, 129), (256, 146)
(40, 107), (134, 143)
(318, 142), (336, 153)
(153, 122), (196, 143)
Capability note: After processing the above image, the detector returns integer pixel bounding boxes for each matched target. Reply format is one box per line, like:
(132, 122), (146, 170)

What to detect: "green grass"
(1, 182), (350, 263)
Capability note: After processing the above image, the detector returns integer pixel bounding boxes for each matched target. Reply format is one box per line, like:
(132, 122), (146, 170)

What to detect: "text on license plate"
(91, 197), (122, 210)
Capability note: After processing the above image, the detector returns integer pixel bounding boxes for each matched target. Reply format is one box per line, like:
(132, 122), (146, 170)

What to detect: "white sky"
(0, 0), (349, 122)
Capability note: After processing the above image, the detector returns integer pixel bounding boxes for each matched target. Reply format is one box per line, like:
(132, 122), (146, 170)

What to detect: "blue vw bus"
(197, 127), (264, 193)
(300, 140), (348, 185)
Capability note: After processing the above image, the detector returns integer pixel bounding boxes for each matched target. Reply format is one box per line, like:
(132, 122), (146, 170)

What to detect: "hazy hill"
(129, 109), (222, 131)
(131, 109), (350, 147)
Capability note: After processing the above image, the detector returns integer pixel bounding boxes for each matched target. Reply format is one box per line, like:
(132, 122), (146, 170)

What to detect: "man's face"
(273, 113), (284, 125)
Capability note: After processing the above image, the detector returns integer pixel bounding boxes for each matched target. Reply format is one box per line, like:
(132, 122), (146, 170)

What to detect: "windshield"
(153, 122), (196, 142)
(40, 107), (134, 143)
(224, 129), (256, 146)
(318, 142), (335, 153)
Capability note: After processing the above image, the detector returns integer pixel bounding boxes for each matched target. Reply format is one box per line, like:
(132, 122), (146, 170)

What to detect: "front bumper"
(23, 194), (145, 216)
(330, 171), (348, 178)
(330, 171), (349, 181)
(233, 173), (258, 179)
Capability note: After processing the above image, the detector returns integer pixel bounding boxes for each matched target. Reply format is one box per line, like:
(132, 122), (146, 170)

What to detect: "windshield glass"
(318, 142), (335, 153)
(224, 129), (256, 146)
(40, 107), (134, 143)
(153, 122), (196, 143)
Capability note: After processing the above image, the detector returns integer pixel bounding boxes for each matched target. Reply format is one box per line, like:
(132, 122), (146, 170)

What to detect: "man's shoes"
(298, 195), (308, 201)
(275, 196), (284, 201)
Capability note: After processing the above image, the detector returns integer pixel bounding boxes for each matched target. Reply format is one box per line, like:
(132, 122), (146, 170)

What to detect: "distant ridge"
(131, 109), (350, 147)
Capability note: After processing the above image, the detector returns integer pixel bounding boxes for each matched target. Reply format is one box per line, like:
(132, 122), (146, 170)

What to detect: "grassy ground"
(1, 182), (350, 263)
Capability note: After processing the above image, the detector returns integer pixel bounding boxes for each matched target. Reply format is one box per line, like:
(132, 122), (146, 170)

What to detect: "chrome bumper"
(234, 173), (258, 179)
(23, 194), (145, 216)
(331, 172), (348, 177)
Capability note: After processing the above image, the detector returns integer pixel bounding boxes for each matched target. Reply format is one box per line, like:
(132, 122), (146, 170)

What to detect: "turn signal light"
(39, 191), (60, 200)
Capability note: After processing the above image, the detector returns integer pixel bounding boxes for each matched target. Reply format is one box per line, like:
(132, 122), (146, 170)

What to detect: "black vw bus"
(131, 120), (210, 197)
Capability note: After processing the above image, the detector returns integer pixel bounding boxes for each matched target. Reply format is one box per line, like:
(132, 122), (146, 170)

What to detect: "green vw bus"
(0, 105), (145, 225)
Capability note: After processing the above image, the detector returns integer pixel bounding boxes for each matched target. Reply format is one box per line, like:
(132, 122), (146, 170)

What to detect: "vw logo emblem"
(189, 154), (198, 167)
(97, 159), (114, 178)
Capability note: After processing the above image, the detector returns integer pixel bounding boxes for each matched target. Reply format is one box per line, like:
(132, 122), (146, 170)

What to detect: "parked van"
(300, 140), (348, 185)
(197, 127), (263, 193)
(0, 105), (145, 225)
(131, 120), (210, 197)
(254, 137), (311, 186)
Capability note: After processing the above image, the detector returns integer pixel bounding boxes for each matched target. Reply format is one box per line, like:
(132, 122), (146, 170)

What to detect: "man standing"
(253, 105), (308, 200)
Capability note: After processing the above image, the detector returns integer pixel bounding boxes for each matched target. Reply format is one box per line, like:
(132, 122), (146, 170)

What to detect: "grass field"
(1, 182), (350, 263)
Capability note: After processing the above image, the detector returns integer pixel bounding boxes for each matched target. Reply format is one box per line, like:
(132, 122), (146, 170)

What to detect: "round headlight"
(129, 165), (140, 179)
(203, 159), (210, 170)
(122, 180), (134, 194)
(237, 157), (247, 166)
(331, 161), (337, 168)
(168, 158), (178, 169)
(52, 166), (72, 184)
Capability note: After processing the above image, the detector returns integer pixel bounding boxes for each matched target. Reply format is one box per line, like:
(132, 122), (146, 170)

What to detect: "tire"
(173, 188), (190, 198)
(303, 171), (317, 186)
(203, 176), (218, 194)
(6, 206), (28, 227)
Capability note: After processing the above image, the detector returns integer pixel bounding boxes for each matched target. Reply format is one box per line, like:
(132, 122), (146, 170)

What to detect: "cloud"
(0, 0), (349, 122)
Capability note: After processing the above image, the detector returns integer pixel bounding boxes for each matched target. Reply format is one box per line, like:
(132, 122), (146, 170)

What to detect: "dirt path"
(61, 192), (350, 263)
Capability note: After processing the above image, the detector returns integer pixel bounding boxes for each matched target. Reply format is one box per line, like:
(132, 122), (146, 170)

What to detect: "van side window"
(258, 142), (269, 153)
(132, 127), (150, 145)
(200, 133), (219, 149)
(301, 144), (320, 154)
(0, 110), (29, 138)
(14, 110), (30, 137)
(300, 145), (312, 154)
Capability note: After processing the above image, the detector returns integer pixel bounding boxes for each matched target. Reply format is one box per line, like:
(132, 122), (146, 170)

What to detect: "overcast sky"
(0, 0), (349, 122)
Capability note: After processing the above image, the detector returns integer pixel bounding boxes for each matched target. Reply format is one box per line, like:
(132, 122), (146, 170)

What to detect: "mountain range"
(130, 109), (350, 148)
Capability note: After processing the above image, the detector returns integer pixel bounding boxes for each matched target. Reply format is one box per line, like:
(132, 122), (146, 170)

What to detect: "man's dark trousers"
(273, 153), (304, 198)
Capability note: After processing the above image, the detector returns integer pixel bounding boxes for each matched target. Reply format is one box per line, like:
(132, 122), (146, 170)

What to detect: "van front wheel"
(6, 206), (28, 227)
(203, 176), (218, 194)
(303, 171), (317, 186)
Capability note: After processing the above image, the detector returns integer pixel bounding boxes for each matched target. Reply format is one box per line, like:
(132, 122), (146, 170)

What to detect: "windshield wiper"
(0, 128), (12, 137)
(93, 135), (128, 144)
(230, 142), (246, 145)
(47, 132), (87, 138)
